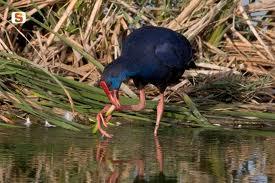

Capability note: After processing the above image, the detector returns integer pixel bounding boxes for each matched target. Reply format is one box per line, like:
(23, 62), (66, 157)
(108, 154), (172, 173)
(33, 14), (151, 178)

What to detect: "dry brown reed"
(0, 0), (274, 127)
(0, 0), (274, 80)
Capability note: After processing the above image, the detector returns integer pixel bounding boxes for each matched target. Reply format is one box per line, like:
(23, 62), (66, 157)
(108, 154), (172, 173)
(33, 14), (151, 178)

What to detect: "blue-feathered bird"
(97, 26), (194, 138)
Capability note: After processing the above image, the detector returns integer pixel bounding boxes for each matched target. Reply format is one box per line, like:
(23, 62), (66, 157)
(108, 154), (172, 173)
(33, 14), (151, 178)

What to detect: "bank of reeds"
(0, 0), (274, 130)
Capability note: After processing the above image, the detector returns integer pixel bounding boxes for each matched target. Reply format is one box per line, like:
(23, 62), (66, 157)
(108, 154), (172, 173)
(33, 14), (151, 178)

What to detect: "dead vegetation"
(0, 0), (274, 128)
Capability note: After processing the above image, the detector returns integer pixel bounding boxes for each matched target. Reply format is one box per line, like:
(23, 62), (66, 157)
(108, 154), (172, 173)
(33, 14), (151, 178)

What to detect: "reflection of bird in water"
(96, 139), (121, 183)
(133, 137), (177, 183)
(95, 136), (177, 182)
(97, 26), (194, 138)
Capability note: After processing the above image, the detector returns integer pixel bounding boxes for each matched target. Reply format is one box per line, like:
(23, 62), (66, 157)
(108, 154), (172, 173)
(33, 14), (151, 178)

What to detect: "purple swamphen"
(97, 26), (194, 138)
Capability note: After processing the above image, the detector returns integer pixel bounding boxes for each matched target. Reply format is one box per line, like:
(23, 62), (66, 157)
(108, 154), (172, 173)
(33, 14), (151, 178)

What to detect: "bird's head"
(100, 57), (137, 110)
(100, 61), (128, 108)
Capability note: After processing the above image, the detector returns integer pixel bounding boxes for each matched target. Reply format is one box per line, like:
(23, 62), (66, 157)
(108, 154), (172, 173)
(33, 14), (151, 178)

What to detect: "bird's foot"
(96, 104), (118, 138)
(96, 112), (113, 138)
(99, 112), (112, 128)
(103, 115), (112, 127)
(154, 124), (159, 136)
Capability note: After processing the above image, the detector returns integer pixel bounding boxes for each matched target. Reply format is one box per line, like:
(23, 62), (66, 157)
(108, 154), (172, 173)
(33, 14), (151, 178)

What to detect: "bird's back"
(116, 26), (193, 91)
(122, 26), (192, 67)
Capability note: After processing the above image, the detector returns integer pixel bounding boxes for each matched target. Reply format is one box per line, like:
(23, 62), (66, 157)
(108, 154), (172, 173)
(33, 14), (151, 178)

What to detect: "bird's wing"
(154, 42), (184, 68)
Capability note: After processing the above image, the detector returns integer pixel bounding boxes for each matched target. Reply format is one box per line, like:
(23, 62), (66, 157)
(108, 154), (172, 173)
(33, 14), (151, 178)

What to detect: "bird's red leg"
(97, 105), (113, 138)
(103, 115), (112, 127)
(119, 89), (146, 111)
(154, 93), (164, 136)
(99, 113), (112, 127)
(97, 113), (113, 138)
(97, 86), (146, 138)
(98, 105), (113, 127)
(102, 89), (145, 122)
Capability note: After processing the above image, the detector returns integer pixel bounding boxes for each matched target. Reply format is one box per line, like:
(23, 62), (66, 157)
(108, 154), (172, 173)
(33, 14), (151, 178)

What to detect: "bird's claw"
(97, 112), (113, 138)
(96, 105), (116, 138)
(154, 124), (159, 136)
(99, 113), (108, 128)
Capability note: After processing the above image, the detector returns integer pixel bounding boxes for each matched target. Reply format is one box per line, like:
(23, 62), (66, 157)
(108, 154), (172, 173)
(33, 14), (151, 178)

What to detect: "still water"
(0, 124), (274, 182)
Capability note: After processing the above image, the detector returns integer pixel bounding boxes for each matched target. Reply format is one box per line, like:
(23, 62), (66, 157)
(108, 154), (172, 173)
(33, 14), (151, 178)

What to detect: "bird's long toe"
(154, 125), (159, 136)
(101, 114), (112, 128)
(96, 113), (113, 138)
(99, 113), (108, 128)
(104, 115), (112, 126)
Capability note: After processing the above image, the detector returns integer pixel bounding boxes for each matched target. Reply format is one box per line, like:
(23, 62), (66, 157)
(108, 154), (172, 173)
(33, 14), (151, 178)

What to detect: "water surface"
(0, 124), (275, 182)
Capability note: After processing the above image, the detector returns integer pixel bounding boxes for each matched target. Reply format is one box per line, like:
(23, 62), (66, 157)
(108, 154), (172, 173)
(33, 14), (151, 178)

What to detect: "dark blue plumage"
(97, 26), (194, 138)
(102, 26), (193, 92)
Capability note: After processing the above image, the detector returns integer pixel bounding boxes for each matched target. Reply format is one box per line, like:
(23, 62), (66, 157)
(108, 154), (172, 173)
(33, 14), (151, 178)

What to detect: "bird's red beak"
(100, 81), (121, 108)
